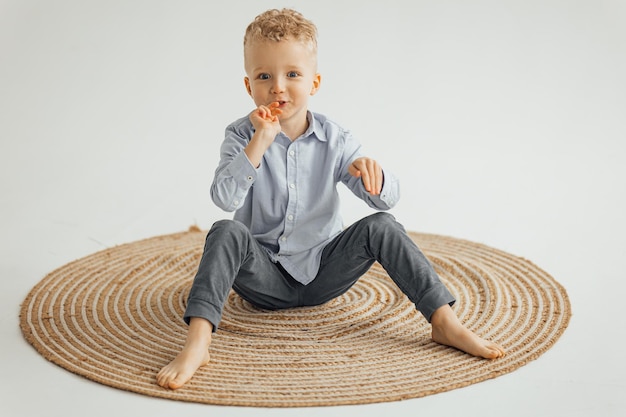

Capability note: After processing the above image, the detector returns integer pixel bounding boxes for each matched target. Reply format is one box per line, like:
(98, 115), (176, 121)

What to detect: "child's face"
(244, 39), (321, 129)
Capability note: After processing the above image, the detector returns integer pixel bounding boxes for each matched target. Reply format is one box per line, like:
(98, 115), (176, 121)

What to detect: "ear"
(310, 73), (321, 96)
(244, 76), (253, 97)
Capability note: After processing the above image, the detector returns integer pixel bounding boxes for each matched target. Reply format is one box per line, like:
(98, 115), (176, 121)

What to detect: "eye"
(287, 71), (300, 78)
(258, 73), (270, 80)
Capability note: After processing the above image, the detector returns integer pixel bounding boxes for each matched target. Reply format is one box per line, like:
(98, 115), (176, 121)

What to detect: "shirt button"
(289, 183), (295, 189)
(289, 150), (295, 157)
(287, 214), (294, 221)
(280, 236), (287, 242)
(233, 200), (239, 205)
(247, 176), (253, 181)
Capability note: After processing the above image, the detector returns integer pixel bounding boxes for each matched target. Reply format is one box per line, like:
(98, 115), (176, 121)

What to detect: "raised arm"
(210, 103), (282, 211)
(244, 102), (282, 167)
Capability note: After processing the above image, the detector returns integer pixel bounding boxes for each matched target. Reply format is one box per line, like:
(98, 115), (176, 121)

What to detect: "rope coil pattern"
(20, 230), (570, 407)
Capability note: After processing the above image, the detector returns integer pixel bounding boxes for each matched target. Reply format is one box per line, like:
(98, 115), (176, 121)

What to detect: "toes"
(491, 342), (506, 357)
(157, 366), (175, 388)
(486, 343), (505, 359)
(169, 377), (185, 390)
(156, 366), (188, 390)
(487, 349), (501, 359)
(156, 373), (169, 388)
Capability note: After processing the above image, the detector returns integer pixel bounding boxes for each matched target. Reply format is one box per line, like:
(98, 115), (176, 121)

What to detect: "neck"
(281, 113), (309, 141)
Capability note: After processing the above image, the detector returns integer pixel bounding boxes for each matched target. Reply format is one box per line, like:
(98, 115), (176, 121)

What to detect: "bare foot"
(157, 317), (212, 390)
(430, 305), (505, 359)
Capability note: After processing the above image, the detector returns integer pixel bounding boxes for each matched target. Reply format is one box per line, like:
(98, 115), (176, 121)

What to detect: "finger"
(257, 106), (269, 119)
(348, 163), (361, 178)
(362, 159), (382, 195)
(259, 107), (281, 122)
(359, 163), (372, 193)
(268, 102), (282, 117)
(374, 163), (383, 195)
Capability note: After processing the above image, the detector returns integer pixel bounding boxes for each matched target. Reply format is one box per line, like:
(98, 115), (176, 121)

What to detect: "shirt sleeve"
(210, 125), (259, 212)
(338, 130), (400, 210)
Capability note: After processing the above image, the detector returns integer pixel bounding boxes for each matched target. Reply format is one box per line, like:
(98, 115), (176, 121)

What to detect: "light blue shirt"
(210, 111), (400, 285)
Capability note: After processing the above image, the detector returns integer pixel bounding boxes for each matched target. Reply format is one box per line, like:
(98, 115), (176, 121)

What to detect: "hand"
(348, 157), (383, 195)
(244, 102), (283, 168)
(249, 102), (282, 137)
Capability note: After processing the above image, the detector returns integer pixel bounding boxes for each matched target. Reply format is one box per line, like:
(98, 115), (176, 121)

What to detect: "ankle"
(430, 304), (456, 328)
(184, 317), (213, 348)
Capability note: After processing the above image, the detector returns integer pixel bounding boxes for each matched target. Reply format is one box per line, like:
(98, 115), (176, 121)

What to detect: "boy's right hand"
(245, 102), (283, 168)
(249, 102), (282, 137)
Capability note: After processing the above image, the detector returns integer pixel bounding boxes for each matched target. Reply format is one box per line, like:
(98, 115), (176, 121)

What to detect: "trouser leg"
(183, 220), (300, 331)
(303, 212), (455, 322)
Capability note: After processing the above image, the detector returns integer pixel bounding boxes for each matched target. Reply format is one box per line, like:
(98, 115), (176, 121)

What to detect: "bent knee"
(363, 212), (397, 228)
(360, 212), (406, 235)
(208, 219), (250, 239)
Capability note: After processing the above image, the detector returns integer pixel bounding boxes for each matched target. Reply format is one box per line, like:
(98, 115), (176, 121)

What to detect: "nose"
(271, 78), (284, 94)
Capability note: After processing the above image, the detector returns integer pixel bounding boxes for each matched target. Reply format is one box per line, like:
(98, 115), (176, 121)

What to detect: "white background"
(1, 0), (625, 416)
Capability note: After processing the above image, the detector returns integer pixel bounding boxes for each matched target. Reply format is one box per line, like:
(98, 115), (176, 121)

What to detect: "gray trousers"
(184, 212), (455, 331)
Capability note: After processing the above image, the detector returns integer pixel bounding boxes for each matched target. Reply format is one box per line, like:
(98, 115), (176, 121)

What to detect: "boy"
(157, 8), (504, 390)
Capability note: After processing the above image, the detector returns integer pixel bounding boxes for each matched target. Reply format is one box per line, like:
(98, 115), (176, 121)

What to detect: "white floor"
(2, 1), (625, 416)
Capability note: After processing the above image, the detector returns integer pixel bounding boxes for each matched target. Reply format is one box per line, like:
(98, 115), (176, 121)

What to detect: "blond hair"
(244, 8), (318, 53)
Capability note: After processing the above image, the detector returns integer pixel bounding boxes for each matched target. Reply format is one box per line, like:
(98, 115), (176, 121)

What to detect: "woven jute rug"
(20, 228), (570, 407)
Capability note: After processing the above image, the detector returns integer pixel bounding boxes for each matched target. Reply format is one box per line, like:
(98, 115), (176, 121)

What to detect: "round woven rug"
(20, 228), (570, 407)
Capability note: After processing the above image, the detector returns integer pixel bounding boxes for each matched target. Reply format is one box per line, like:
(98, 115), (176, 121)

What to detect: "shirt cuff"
(378, 171), (399, 208)
(227, 151), (258, 187)
(223, 152), (258, 210)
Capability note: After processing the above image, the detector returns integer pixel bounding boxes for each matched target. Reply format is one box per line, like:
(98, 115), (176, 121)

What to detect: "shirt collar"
(302, 111), (328, 142)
